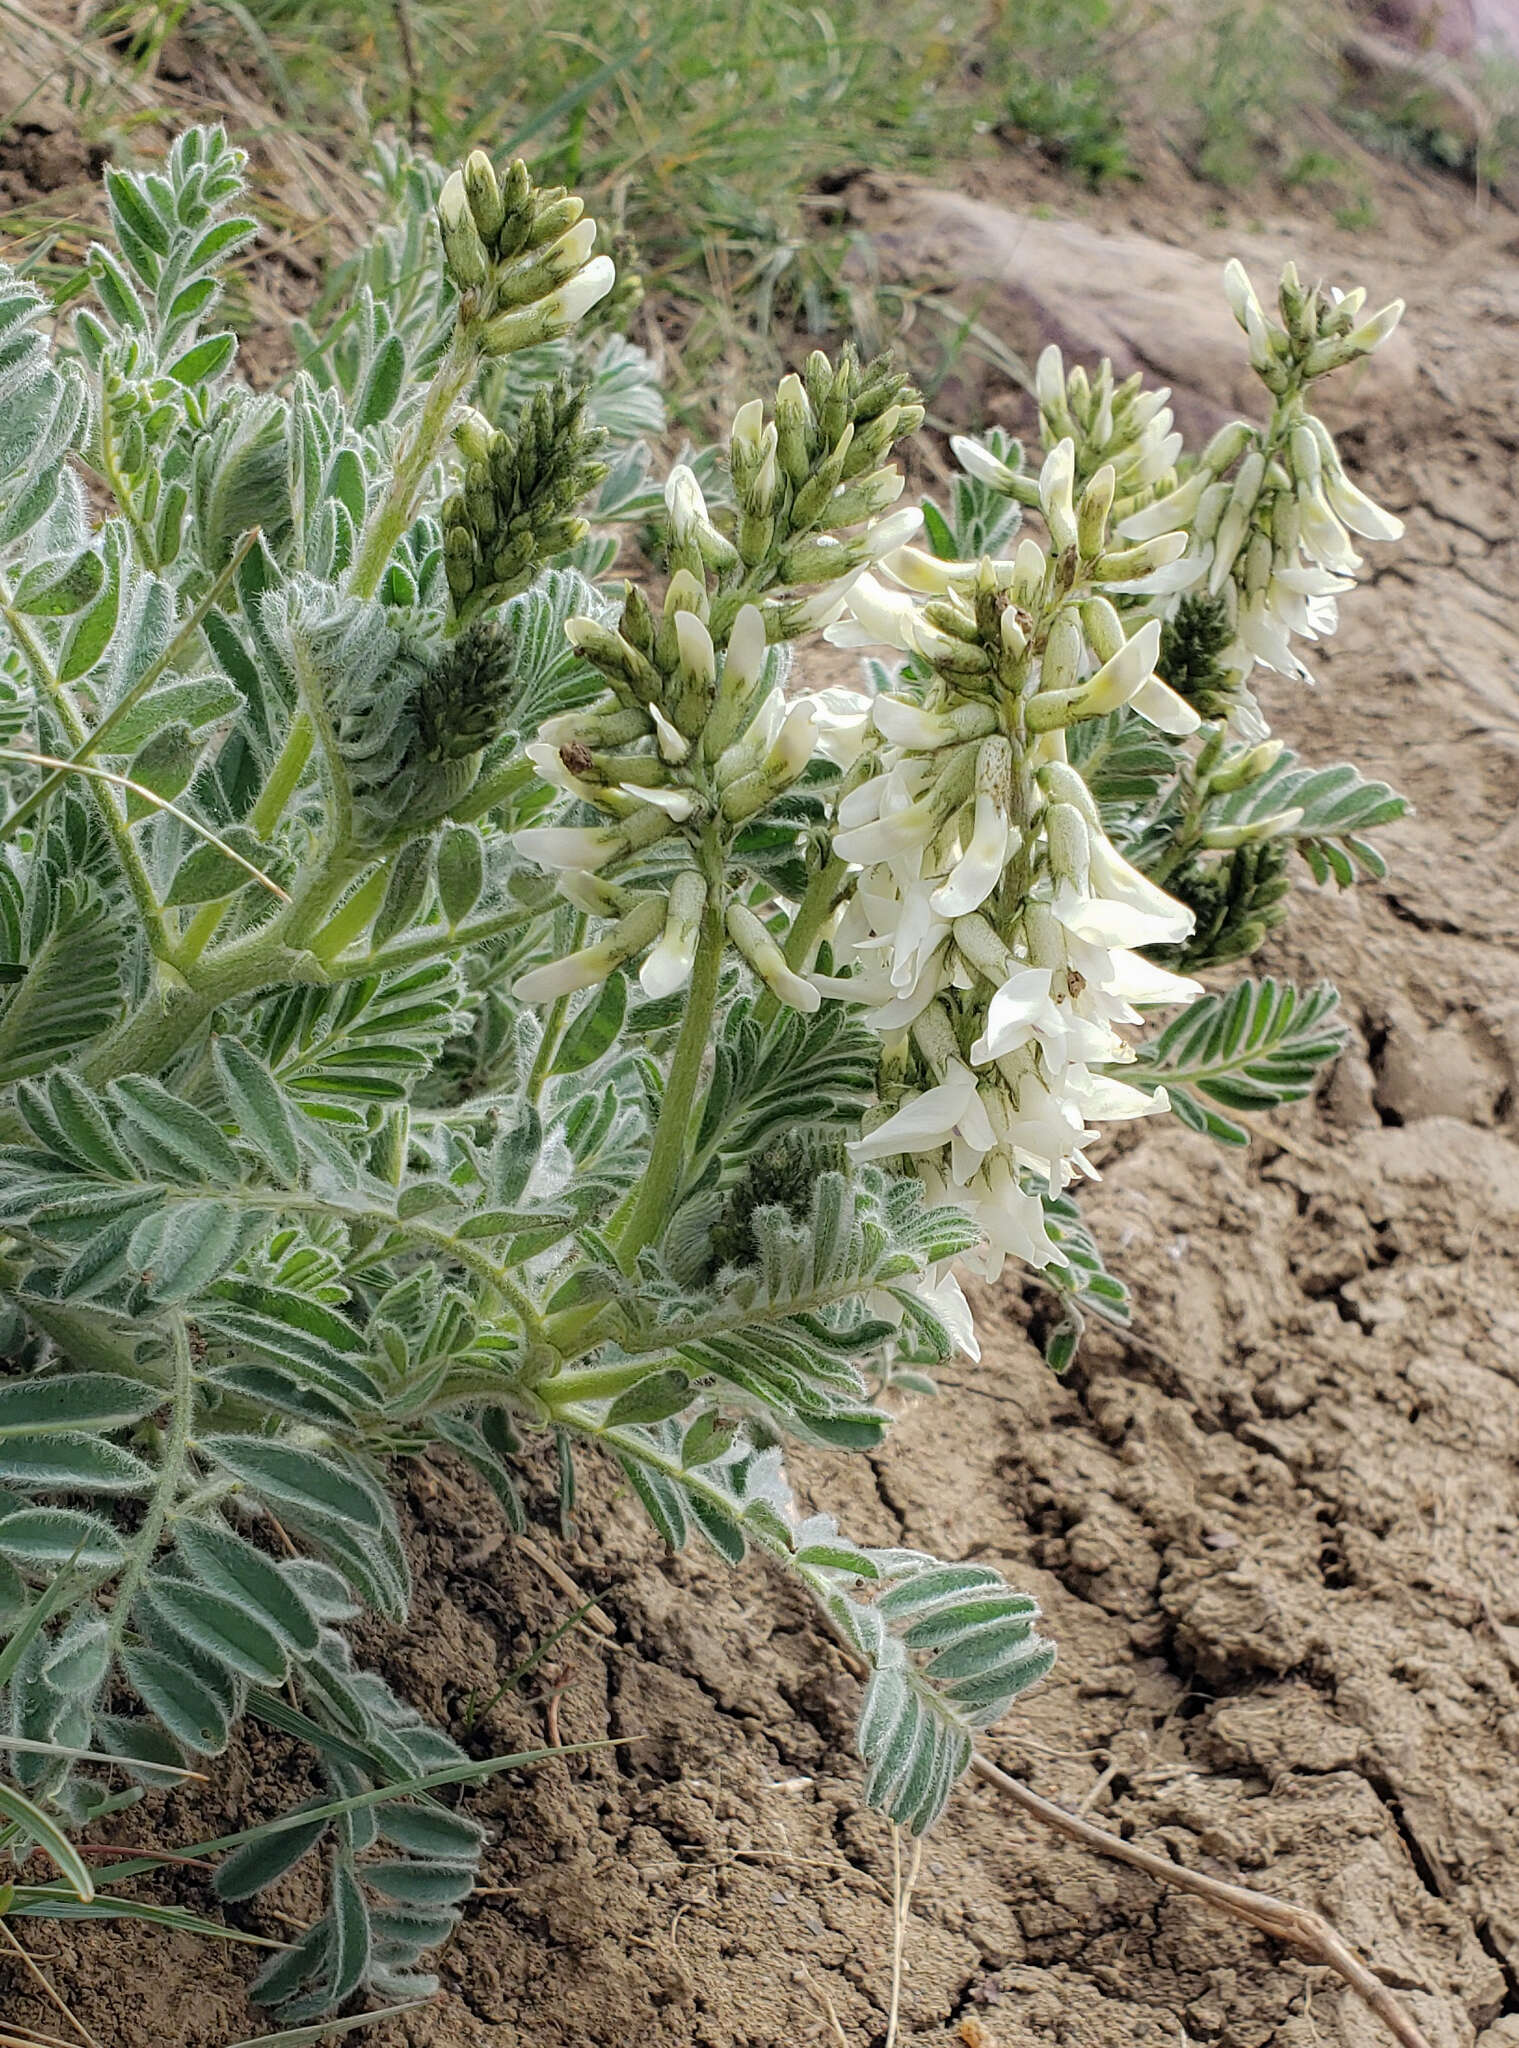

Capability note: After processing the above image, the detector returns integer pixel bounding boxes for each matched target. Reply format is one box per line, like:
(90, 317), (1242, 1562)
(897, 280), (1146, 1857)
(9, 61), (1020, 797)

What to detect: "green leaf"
(1204, 749), (1406, 883)
(1127, 978), (1347, 1145)
(162, 824), (272, 907)
(0, 1508), (126, 1574)
(0, 1778), (94, 1900)
(164, 331), (236, 386)
(213, 1810), (330, 1901)
(199, 1437), (389, 1534)
(552, 970), (628, 1076)
(213, 1035), (302, 1184)
(0, 1434), (154, 1494)
(12, 548), (105, 618)
(605, 1368), (692, 1426)
(355, 332), (406, 428)
(140, 1577), (290, 1685)
(176, 1521), (320, 1656)
(120, 1644), (232, 1754)
(129, 1200), (244, 1301)
(111, 1074), (243, 1183)
(56, 560), (121, 682)
(435, 823), (484, 927)
(0, 1374), (158, 1438)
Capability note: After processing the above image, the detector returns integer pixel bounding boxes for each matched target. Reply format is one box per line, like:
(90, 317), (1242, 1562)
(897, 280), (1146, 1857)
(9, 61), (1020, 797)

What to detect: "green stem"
(349, 326), (479, 603)
(613, 879), (725, 1270)
(96, 399), (157, 570)
(753, 851), (847, 1028)
(0, 582), (173, 964)
(105, 1316), (196, 1657)
(323, 898), (536, 983)
(525, 914), (585, 1101)
(250, 713), (315, 838)
(0, 531), (259, 845)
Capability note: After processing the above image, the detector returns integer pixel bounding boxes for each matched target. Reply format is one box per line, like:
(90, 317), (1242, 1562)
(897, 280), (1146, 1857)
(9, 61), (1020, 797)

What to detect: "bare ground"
(5, 63), (1519, 2048)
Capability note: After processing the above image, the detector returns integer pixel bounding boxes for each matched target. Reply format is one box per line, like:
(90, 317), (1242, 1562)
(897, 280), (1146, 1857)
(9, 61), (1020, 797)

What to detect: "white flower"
(674, 609), (716, 685)
(724, 603), (768, 688)
(640, 874), (706, 998)
(808, 686), (875, 767)
(968, 965), (1066, 1067)
(851, 1063), (995, 1170)
(915, 1265), (981, 1361)
(516, 824), (621, 874)
(960, 1155), (1063, 1282)
(824, 570), (921, 654)
(929, 789), (1011, 917)
(863, 505), (924, 559)
(649, 703), (689, 763)
(619, 783), (696, 821)
(1066, 1069), (1171, 1124)
(1052, 831), (1194, 949)
(548, 254), (616, 326)
(665, 463), (709, 541)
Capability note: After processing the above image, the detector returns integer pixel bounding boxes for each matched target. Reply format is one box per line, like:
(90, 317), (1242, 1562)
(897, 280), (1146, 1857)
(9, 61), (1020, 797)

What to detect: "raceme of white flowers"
(810, 261), (1399, 1301)
(504, 259), (1402, 1346)
(955, 259), (1406, 738)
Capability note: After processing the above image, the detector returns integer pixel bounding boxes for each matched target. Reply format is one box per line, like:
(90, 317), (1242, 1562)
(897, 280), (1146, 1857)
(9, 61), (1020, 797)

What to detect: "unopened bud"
(1077, 464), (1115, 559)
(463, 151), (506, 243)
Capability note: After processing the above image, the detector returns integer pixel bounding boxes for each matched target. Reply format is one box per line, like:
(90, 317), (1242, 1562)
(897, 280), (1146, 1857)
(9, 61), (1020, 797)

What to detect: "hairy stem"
(105, 1316), (196, 1657)
(349, 326), (478, 603)
(613, 877), (725, 1269)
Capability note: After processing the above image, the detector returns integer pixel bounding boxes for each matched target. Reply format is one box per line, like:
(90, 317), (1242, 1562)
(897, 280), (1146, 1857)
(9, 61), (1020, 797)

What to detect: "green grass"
(215, 0), (1005, 399)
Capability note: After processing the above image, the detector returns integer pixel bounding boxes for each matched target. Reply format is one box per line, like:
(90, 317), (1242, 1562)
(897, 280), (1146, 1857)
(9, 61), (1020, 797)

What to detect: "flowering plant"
(0, 130), (1403, 2018)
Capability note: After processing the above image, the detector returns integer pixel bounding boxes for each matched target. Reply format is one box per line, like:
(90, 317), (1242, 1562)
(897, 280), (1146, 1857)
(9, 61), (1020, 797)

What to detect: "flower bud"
(438, 170), (489, 288)
(727, 901), (821, 1014)
(641, 872), (708, 998)
(463, 151), (506, 243)
(1205, 738), (1284, 794)
(1012, 537), (1048, 608)
(775, 373), (814, 487)
(565, 615), (663, 701)
(1038, 438), (1078, 553)
(1200, 419), (1253, 477)
(525, 193), (586, 252)
(1200, 808), (1304, 849)
(1040, 608), (1084, 694)
(1077, 464), (1115, 559)
(1079, 595), (1124, 664)
(951, 434), (1020, 495)
(1043, 802), (1092, 890)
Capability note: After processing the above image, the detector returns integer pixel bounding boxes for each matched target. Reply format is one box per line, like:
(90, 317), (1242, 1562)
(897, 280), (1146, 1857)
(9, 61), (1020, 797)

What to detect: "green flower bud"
(464, 150), (507, 243)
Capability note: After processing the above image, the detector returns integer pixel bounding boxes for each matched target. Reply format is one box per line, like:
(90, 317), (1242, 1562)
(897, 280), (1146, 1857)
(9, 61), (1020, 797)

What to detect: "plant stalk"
(613, 879), (725, 1268)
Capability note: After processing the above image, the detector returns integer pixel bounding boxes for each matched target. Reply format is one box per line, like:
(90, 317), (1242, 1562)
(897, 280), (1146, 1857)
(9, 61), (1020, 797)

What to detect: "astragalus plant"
(0, 128), (1404, 2017)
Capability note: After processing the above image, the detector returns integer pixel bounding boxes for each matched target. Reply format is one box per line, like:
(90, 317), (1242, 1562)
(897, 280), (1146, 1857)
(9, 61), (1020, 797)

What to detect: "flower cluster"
(510, 350), (925, 1012)
(953, 261), (1406, 738)
(806, 460), (1205, 1278)
(792, 258), (1406, 1298)
(437, 151), (615, 351)
(443, 381), (607, 620)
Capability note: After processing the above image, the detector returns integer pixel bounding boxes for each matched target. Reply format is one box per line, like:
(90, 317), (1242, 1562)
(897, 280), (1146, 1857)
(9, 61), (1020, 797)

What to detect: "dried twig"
(0, 1921), (101, 2048)
(512, 1532), (617, 1638)
(883, 1825), (923, 2048)
(970, 1755), (1433, 2048)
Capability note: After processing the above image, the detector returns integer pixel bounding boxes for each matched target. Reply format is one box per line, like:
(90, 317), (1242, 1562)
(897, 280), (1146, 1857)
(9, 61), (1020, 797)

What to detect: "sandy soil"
(5, 50), (1519, 2048)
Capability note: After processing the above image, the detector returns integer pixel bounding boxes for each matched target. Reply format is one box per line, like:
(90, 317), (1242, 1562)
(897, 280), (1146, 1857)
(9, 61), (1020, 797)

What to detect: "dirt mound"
(6, 83), (1519, 2048)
